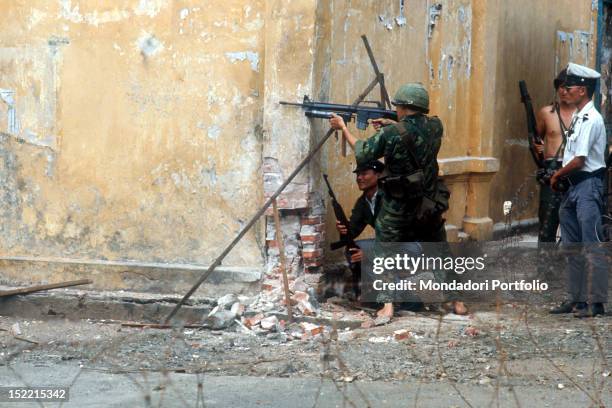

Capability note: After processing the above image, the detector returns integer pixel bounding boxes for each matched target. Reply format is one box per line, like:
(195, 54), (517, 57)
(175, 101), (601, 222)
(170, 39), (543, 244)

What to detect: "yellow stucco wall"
(1, 1), (267, 266)
(0, 0), (601, 282)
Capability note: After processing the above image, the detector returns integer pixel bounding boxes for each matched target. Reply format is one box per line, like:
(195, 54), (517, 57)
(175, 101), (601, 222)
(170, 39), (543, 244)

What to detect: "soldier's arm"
(429, 117), (444, 155)
(329, 114), (358, 149)
(536, 106), (550, 139)
(329, 113), (388, 163)
(534, 106), (550, 156)
(354, 129), (388, 165)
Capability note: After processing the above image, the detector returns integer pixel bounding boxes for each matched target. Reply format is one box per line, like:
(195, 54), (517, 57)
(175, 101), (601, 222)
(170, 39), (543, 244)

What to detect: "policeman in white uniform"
(549, 63), (608, 318)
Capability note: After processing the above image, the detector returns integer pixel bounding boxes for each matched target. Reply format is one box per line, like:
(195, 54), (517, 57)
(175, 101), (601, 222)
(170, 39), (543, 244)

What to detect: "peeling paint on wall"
(0, 43), (64, 149)
(428, 3), (443, 39)
(0, 89), (19, 134)
(555, 29), (592, 73)
(134, 0), (169, 18)
(58, 0), (131, 26)
(225, 51), (260, 72)
(377, 0), (408, 30)
(207, 125), (221, 140)
(138, 33), (163, 57)
(395, 0), (407, 27)
(378, 15), (394, 31)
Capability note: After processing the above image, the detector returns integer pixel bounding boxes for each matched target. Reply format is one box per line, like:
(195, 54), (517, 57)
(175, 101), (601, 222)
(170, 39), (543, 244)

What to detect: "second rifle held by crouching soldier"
(323, 161), (385, 299)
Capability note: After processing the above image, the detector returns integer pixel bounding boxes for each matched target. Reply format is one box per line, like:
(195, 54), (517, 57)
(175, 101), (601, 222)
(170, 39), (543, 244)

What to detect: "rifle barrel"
(279, 101), (305, 107)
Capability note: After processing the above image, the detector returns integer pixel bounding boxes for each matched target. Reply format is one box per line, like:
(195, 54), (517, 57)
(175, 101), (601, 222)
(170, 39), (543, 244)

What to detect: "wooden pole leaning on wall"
(164, 128), (336, 323)
(165, 34), (386, 323)
(339, 35), (391, 157)
(272, 199), (293, 322)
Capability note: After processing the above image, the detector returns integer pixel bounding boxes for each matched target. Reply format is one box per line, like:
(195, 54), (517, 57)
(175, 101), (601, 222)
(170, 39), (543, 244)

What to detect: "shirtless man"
(534, 69), (576, 243)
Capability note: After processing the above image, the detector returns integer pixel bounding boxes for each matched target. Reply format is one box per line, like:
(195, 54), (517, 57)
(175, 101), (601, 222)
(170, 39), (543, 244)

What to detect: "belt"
(567, 167), (606, 186)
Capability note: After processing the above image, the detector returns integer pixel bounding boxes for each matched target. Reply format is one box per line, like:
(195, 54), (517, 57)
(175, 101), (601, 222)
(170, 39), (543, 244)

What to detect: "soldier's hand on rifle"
(329, 113), (347, 131)
(534, 141), (544, 156)
(371, 118), (396, 130)
(550, 172), (560, 191)
(335, 221), (348, 235)
(348, 248), (363, 263)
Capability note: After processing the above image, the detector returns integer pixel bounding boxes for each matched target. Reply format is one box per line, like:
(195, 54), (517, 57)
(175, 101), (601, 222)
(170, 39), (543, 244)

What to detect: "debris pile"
(201, 277), (339, 342)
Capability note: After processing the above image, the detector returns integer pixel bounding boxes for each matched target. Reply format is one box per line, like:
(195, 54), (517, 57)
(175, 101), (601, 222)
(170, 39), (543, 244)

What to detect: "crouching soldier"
(335, 160), (385, 299)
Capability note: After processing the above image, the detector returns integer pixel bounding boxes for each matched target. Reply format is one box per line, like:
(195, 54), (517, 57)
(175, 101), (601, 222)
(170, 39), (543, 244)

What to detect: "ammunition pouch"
(415, 180), (451, 229)
(379, 170), (424, 201)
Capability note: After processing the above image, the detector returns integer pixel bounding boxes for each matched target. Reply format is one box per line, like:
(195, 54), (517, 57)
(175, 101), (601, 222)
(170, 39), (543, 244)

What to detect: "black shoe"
(574, 303), (605, 318)
(549, 301), (586, 314)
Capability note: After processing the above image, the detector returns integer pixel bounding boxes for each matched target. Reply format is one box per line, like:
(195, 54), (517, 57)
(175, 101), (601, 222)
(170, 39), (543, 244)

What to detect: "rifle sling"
(393, 121), (425, 173)
(553, 104), (568, 161)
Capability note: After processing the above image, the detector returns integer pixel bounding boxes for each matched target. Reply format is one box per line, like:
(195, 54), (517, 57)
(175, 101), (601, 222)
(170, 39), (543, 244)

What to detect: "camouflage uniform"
(354, 113), (445, 243)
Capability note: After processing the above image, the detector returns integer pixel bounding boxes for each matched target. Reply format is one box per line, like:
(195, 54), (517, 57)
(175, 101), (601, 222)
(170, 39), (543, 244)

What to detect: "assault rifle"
(323, 174), (358, 251)
(323, 174), (362, 297)
(280, 96), (397, 130)
(518, 80), (544, 168)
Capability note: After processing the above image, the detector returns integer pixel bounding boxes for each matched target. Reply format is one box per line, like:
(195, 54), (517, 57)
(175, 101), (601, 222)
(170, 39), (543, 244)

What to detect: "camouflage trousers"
(538, 182), (563, 243)
(373, 197), (447, 303)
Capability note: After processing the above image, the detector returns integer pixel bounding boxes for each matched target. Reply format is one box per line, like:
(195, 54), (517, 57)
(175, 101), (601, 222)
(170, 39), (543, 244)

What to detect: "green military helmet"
(392, 83), (429, 113)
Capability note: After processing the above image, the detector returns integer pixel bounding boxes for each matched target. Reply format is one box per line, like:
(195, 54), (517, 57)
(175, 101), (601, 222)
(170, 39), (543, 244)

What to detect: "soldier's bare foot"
(453, 301), (468, 315)
(376, 303), (394, 318)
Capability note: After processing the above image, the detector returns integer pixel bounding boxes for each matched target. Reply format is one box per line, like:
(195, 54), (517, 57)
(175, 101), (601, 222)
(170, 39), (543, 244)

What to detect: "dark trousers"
(559, 176), (608, 304)
(346, 239), (375, 297)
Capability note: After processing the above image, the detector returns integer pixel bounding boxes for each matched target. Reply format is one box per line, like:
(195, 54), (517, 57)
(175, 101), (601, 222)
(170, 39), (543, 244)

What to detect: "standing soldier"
(534, 69), (575, 243)
(549, 63), (608, 318)
(330, 83), (450, 318)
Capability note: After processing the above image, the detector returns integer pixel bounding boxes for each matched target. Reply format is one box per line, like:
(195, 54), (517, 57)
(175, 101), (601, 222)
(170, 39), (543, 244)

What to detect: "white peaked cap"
(566, 62), (601, 80)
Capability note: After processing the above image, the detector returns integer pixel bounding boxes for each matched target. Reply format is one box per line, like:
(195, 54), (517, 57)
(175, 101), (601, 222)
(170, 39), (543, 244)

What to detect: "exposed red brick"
(243, 313), (264, 328)
(300, 322), (323, 336)
(300, 232), (325, 243)
(302, 249), (323, 259)
(301, 216), (323, 225)
(394, 329), (411, 341)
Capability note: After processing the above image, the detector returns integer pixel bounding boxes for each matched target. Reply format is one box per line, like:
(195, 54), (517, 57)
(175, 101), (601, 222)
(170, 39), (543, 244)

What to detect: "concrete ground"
(0, 302), (610, 408)
(0, 364), (608, 408)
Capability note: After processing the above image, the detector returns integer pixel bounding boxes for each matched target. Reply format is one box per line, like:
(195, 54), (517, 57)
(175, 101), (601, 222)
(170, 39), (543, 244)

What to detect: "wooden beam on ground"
(120, 322), (206, 329)
(0, 279), (93, 297)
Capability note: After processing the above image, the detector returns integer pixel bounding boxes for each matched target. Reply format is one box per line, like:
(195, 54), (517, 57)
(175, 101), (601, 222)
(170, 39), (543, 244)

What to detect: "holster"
(379, 170), (424, 201)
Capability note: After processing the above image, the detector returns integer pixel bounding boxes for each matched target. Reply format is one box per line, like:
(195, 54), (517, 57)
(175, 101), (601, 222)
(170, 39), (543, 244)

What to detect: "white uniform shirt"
(365, 189), (378, 215)
(562, 100), (607, 172)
